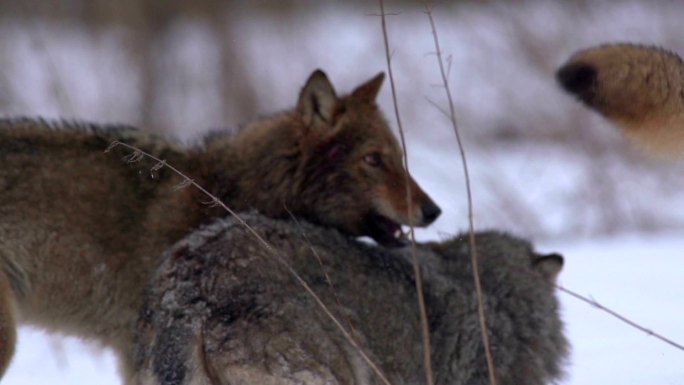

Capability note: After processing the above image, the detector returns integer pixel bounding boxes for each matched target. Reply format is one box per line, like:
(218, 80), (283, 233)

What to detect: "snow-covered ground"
(543, 233), (684, 385)
(2, 1), (683, 384)
(5, 232), (682, 385)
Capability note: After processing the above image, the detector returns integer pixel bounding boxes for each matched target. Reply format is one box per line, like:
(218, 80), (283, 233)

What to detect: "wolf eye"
(363, 152), (383, 167)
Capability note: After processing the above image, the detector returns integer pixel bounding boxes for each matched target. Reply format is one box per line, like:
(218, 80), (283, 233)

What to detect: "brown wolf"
(0, 70), (440, 381)
(556, 43), (684, 158)
(134, 214), (568, 385)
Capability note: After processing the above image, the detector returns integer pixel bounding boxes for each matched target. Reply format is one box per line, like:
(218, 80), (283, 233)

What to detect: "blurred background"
(2, 0), (684, 241)
(1, 1), (683, 384)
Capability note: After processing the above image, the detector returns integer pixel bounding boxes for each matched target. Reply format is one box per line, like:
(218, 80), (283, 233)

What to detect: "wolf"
(0, 70), (440, 381)
(556, 43), (684, 158)
(134, 214), (568, 385)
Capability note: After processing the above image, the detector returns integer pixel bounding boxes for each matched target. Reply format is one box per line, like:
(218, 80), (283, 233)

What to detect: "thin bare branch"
(199, 324), (222, 385)
(172, 178), (193, 192)
(422, 3), (498, 385)
(283, 207), (400, 385)
(424, 96), (451, 120)
(151, 160), (167, 172)
(105, 141), (121, 153)
(284, 207), (358, 336)
(377, 1), (434, 384)
(106, 141), (394, 385)
(366, 11), (402, 17)
(557, 285), (684, 352)
(123, 150), (145, 163)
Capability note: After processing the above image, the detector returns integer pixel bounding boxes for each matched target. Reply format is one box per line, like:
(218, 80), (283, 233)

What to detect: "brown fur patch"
(0, 69), (440, 382)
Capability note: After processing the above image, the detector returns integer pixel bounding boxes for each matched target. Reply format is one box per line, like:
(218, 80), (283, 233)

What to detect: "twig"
(284, 207), (357, 336)
(199, 323), (221, 385)
(421, 4), (684, 373)
(557, 285), (684, 352)
(422, 3), (498, 385)
(377, 2), (435, 385)
(106, 141), (394, 385)
(283, 207), (399, 385)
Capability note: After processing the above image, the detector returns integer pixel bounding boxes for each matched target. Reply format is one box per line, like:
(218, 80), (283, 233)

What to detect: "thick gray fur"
(134, 214), (568, 385)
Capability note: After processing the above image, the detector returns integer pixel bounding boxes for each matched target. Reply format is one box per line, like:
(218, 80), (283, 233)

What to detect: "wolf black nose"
(421, 200), (441, 225)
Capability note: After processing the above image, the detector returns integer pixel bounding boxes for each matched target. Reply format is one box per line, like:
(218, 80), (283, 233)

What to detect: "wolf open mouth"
(367, 213), (409, 248)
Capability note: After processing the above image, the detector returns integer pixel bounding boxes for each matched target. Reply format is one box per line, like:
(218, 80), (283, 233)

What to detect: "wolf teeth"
(394, 228), (409, 241)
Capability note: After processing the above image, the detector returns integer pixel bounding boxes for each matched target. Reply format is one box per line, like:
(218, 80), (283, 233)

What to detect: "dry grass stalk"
(376, 1), (435, 385)
(558, 285), (684, 352)
(422, 3), (498, 385)
(285, 208), (359, 337)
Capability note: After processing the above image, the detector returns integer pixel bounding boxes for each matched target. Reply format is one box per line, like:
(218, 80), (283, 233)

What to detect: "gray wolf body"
(135, 214), (568, 385)
(0, 70), (440, 381)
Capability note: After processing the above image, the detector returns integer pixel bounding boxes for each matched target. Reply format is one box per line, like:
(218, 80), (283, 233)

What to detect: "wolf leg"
(0, 270), (17, 378)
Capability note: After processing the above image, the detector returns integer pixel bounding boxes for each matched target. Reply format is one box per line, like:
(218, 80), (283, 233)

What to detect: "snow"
(5, 233), (682, 385)
(542, 233), (684, 385)
(5, 329), (118, 385)
(2, 1), (684, 384)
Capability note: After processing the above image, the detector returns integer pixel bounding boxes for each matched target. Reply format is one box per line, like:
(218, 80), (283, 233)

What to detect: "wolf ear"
(533, 253), (564, 284)
(297, 69), (339, 127)
(351, 72), (385, 102)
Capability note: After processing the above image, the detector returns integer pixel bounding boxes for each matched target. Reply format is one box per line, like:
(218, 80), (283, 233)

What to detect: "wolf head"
(556, 43), (684, 158)
(294, 70), (441, 247)
(428, 231), (564, 286)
